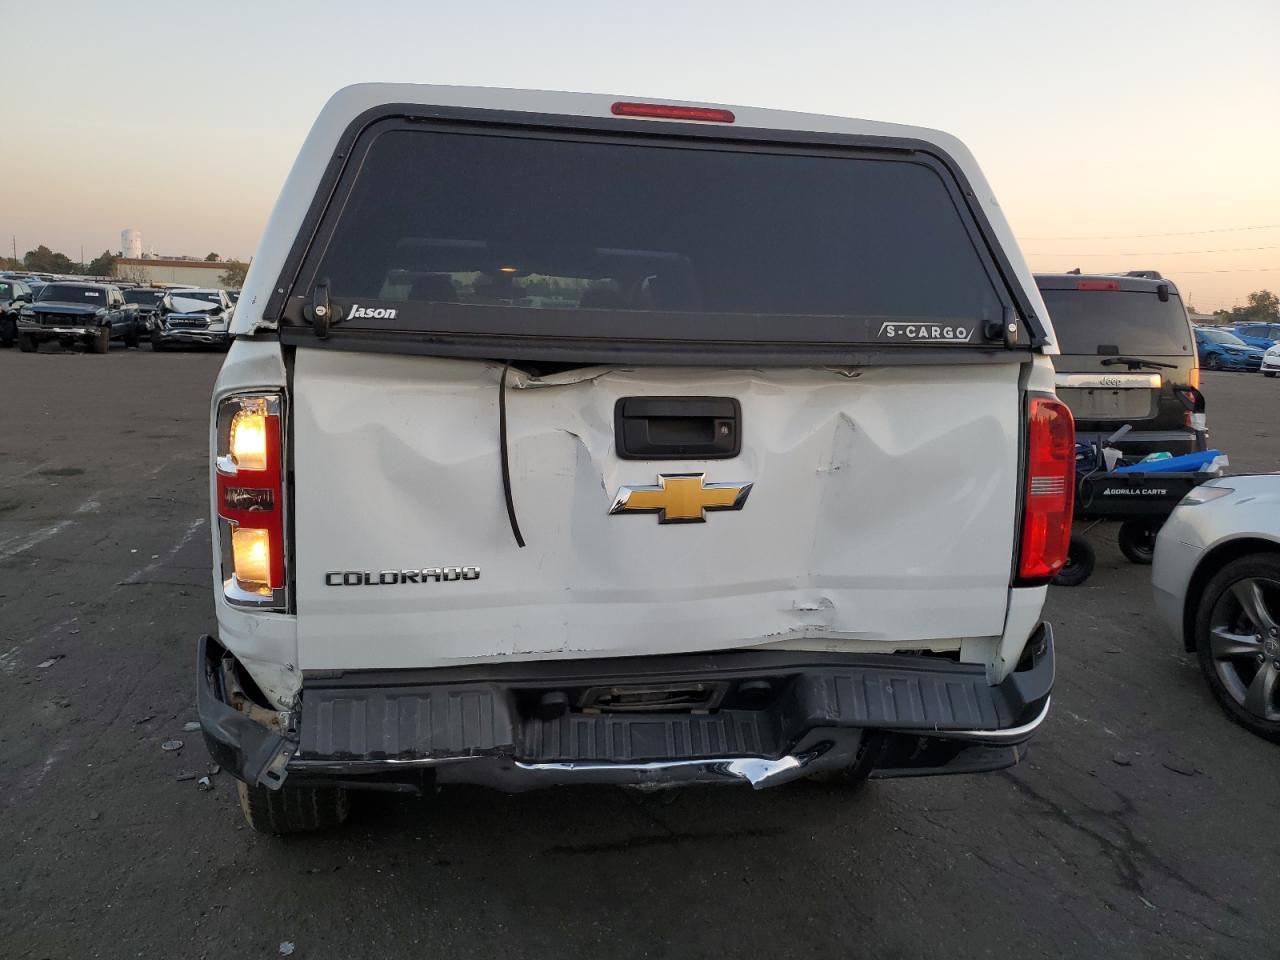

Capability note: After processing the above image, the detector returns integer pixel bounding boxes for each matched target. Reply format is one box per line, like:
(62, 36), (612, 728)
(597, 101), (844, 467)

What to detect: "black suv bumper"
(198, 625), (1054, 793)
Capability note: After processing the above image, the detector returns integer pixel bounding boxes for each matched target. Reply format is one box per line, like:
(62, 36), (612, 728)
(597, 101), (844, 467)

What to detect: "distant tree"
(86, 249), (117, 277)
(0, 256), (21, 271)
(219, 260), (248, 289)
(1214, 289), (1280, 324)
(205, 252), (220, 262)
(23, 244), (76, 274)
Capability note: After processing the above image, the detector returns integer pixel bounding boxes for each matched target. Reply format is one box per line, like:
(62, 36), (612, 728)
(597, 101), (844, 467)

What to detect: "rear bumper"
(198, 624), (1054, 793)
(1075, 427), (1198, 458)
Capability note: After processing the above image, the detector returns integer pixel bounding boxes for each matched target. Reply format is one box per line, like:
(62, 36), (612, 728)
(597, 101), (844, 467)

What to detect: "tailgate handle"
(614, 397), (741, 460)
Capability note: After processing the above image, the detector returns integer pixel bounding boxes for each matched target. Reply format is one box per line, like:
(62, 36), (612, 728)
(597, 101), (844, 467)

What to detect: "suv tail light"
(1017, 395), (1075, 583)
(215, 393), (286, 608)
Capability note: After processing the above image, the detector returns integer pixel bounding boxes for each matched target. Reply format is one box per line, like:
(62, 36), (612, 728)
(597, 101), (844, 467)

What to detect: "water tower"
(121, 229), (142, 259)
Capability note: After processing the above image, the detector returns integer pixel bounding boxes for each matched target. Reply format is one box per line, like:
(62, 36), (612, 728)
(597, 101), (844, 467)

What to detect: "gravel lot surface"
(2, 348), (1277, 959)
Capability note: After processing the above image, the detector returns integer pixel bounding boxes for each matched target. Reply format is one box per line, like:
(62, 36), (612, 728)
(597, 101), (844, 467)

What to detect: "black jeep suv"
(1036, 273), (1199, 457)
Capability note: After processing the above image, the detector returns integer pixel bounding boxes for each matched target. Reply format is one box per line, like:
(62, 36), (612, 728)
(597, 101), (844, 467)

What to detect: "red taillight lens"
(1076, 280), (1120, 291)
(1018, 395), (1075, 582)
(215, 394), (286, 606)
(611, 101), (736, 123)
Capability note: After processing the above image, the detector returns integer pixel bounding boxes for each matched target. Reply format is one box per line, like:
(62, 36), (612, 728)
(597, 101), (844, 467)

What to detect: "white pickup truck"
(197, 85), (1072, 834)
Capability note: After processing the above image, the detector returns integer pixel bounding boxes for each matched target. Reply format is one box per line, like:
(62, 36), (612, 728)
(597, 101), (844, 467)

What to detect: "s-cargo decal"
(877, 322), (972, 343)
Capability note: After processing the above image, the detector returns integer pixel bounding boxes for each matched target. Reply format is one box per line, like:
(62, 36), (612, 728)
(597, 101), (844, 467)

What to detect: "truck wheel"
(0, 317), (14, 347)
(150, 333), (165, 351)
(237, 780), (351, 835)
(1194, 554), (1280, 743)
(91, 328), (110, 354)
(124, 325), (140, 348)
(19, 334), (36, 353)
(1118, 521), (1158, 565)
(1052, 534), (1095, 586)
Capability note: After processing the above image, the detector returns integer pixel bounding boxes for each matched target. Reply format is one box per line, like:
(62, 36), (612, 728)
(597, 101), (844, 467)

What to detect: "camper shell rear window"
(274, 109), (1038, 363)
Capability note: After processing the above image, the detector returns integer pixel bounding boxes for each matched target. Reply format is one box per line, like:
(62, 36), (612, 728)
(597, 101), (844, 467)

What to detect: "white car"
(1262, 343), (1280, 378)
(196, 84), (1071, 834)
(1153, 476), (1280, 740)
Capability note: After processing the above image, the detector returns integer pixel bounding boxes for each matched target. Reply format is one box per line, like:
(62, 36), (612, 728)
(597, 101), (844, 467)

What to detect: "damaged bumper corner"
(197, 634), (295, 789)
(154, 328), (232, 347)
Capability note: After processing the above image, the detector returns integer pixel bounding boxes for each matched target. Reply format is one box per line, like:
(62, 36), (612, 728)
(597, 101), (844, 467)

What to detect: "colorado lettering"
(324, 566), (480, 586)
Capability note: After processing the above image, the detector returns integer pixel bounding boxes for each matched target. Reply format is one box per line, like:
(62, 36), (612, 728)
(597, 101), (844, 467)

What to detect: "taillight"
(610, 101), (736, 123)
(1076, 280), (1120, 291)
(215, 393), (286, 608)
(1188, 365), (1200, 391)
(1018, 395), (1075, 583)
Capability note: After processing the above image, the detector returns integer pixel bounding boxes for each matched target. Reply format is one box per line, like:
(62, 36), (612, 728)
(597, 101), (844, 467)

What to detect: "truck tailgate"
(291, 350), (1021, 670)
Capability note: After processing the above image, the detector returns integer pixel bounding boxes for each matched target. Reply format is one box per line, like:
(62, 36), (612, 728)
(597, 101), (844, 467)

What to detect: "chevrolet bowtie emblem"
(609, 473), (753, 524)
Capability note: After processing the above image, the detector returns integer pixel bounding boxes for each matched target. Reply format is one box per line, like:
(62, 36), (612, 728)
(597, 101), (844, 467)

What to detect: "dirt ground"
(1, 347), (1277, 959)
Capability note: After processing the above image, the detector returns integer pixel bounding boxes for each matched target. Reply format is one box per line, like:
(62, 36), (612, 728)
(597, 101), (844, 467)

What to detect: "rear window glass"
(1039, 289), (1192, 356)
(124, 289), (164, 305)
(302, 128), (1006, 334)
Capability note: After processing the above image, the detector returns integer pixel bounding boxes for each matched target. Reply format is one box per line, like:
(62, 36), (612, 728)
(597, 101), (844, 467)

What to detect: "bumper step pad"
(292, 627), (1052, 766)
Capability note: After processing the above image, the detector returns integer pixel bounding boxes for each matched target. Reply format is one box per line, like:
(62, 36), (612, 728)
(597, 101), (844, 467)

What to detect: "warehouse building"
(113, 258), (234, 287)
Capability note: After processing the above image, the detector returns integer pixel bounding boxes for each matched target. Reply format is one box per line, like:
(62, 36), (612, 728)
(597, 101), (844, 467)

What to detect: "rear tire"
(18, 334), (36, 353)
(0, 317), (14, 347)
(150, 333), (165, 351)
(237, 780), (351, 835)
(1118, 521), (1158, 565)
(124, 325), (140, 348)
(91, 328), (109, 354)
(1052, 534), (1095, 586)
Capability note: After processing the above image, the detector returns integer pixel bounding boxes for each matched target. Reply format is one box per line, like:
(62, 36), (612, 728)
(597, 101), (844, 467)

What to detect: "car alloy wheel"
(1204, 353), (1221, 370)
(1206, 575), (1280, 723)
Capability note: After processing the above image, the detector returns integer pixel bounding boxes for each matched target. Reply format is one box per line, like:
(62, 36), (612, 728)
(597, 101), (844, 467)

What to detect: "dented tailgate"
(291, 350), (1022, 670)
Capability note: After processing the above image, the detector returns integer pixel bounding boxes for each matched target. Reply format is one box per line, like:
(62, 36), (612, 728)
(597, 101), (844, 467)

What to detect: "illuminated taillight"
(1017, 395), (1075, 582)
(215, 393), (285, 608)
(611, 101), (736, 123)
(1076, 280), (1120, 291)
(1188, 365), (1200, 391)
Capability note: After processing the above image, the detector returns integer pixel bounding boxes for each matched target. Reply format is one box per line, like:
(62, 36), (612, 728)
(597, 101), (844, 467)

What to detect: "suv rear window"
(1038, 289), (1193, 356)
(288, 122), (1015, 349)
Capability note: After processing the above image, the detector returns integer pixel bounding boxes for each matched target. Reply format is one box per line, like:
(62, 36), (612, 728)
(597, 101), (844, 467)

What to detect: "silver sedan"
(1153, 474), (1280, 741)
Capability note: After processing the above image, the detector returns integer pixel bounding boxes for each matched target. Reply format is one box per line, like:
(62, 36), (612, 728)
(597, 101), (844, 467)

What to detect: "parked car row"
(0, 279), (236, 353)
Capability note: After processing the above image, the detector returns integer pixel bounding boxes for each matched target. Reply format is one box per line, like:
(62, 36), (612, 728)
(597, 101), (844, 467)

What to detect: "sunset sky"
(5, 0), (1278, 311)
